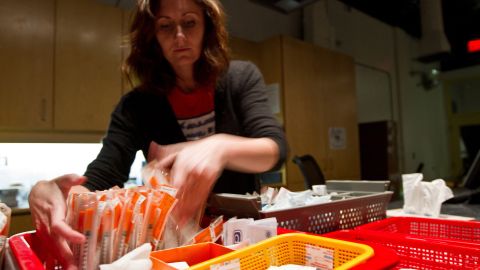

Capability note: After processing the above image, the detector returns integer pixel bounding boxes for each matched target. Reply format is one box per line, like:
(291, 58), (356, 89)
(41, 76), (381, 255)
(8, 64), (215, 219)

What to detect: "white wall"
(394, 29), (450, 179)
(355, 64), (393, 123)
(0, 143), (145, 190)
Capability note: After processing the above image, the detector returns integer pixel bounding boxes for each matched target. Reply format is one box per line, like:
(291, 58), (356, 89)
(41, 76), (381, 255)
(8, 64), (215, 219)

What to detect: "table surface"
(388, 199), (480, 220)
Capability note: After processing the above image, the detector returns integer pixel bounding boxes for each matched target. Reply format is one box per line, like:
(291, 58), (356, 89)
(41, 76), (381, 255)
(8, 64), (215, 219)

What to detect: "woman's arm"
(229, 61), (288, 171)
(83, 92), (144, 191)
(214, 134), (279, 173)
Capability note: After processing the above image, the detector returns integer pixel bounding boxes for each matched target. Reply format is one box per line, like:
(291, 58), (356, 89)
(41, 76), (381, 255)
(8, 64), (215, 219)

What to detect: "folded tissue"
(402, 173), (453, 217)
(99, 243), (152, 270)
(262, 187), (331, 211)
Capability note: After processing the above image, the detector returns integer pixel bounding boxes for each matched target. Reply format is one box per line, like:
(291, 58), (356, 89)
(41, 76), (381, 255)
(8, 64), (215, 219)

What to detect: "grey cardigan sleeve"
(230, 61), (288, 171)
(83, 96), (142, 191)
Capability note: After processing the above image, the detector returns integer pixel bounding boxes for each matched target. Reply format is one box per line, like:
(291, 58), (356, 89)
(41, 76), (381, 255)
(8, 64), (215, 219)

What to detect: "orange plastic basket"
(188, 233), (374, 270)
(278, 227), (399, 270)
(150, 242), (234, 269)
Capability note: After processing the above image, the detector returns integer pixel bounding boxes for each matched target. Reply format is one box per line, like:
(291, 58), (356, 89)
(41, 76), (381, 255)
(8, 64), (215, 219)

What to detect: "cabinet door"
(0, 0), (54, 129)
(282, 37), (329, 190)
(318, 46), (360, 180)
(55, 0), (122, 131)
(121, 9), (134, 95)
(282, 36), (360, 190)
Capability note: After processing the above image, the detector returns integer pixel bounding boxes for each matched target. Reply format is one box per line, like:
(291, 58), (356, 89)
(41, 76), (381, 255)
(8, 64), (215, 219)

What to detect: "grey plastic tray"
(208, 182), (393, 234)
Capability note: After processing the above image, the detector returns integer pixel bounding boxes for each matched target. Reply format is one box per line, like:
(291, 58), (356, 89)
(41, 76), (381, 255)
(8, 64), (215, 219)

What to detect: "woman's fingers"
(50, 209), (85, 243)
(171, 165), (217, 227)
(156, 153), (176, 171)
(54, 174), (86, 195)
(49, 175), (87, 242)
(154, 138), (224, 227)
(147, 141), (161, 162)
(29, 175), (86, 269)
(53, 234), (77, 270)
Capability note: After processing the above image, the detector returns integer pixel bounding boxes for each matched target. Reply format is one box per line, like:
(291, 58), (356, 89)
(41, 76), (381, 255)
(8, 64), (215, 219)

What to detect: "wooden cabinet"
(9, 209), (34, 237)
(0, 0), (54, 130)
(0, 0), (124, 138)
(231, 36), (360, 190)
(122, 10), (134, 94)
(55, 0), (123, 131)
(229, 37), (262, 65)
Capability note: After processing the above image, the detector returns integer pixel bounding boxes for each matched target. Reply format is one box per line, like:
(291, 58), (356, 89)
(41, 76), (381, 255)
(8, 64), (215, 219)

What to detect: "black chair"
(445, 148), (480, 204)
(292, 154), (326, 189)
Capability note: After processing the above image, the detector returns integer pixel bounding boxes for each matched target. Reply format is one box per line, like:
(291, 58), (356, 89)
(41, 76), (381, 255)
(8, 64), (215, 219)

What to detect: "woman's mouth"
(173, 47), (190, 52)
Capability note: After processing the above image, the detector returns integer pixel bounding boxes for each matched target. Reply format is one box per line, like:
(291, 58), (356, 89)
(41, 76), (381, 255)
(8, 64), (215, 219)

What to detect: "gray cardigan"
(84, 60), (287, 194)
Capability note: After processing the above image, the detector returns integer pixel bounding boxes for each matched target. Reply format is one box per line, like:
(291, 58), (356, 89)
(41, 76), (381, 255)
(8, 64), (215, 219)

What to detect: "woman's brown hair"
(123, 0), (231, 94)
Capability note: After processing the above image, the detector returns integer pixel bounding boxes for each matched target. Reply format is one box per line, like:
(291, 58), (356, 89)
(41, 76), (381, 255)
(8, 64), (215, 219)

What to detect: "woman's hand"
(148, 134), (279, 226)
(148, 136), (227, 226)
(28, 174), (89, 270)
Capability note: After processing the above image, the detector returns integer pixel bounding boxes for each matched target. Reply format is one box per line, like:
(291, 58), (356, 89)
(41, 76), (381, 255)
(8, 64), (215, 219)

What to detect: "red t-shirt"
(167, 85), (215, 141)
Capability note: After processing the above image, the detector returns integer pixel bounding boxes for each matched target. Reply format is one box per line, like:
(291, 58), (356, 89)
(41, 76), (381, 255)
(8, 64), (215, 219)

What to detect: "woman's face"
(155, 0), (205, 71)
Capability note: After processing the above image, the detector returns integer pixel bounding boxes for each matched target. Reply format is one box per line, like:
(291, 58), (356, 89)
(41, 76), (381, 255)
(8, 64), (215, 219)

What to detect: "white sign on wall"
(328, 127), (346, 150)
(266, 83), (281, 114)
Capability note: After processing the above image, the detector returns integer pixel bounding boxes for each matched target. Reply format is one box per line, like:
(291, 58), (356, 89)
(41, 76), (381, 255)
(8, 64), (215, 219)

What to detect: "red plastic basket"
(323, 230), (399, 270)
(7, 231), (45, 270)
(331, 229), (480, 269)
(277, 227), (399, 270)
(355, 217), (480, 247)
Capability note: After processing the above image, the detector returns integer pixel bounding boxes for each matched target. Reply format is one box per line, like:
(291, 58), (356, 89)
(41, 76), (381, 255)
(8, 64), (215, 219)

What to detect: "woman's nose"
(175, 25), (186, 41)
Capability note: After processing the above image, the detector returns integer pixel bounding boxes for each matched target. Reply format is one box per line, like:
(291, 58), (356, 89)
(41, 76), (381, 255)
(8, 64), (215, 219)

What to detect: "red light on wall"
(467, 39), (480, 53)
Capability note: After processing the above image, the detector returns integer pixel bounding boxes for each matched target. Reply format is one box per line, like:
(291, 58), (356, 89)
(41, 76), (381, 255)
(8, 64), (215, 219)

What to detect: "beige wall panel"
(317, 48), (360, 179)
(55, 0), (122, 131)
(121, 9), (135, 94)
(10, 211), (35, 237)
(229, 36), (262, 67)
(229, 36), (287, 187)
(260, 37), (284, 124)
(230, 36), (283, 86)
(259, 37), (287, 187)
(0, 0), (54, 129)
(282, 36), (328, 190)
(259, 37), (283, 85)
(0, 130), (104, 143)
(281, 36), (360, 189)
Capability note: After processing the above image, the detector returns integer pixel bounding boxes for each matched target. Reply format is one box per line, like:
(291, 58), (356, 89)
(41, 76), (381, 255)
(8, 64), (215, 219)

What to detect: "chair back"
(292, 154), (326, 189)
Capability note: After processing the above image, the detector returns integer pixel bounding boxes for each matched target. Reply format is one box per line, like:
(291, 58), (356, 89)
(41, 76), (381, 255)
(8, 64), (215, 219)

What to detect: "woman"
(29, 0), (287, 267)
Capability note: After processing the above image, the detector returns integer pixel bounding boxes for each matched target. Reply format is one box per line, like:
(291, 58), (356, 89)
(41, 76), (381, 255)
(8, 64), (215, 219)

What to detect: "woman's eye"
(158, 22), (174, 32)
(183, 20), (196, 28)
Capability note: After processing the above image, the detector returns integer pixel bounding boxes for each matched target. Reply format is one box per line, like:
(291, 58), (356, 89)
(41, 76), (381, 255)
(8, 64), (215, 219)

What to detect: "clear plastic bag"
(141, 160), (211, 249)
